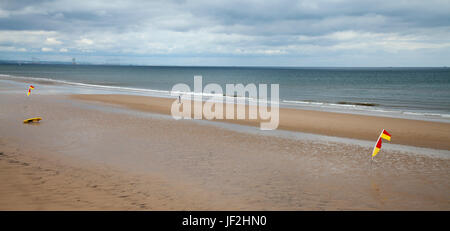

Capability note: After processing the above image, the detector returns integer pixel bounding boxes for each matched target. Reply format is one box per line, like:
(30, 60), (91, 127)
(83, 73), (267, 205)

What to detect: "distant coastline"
(0, 60), (449, 68)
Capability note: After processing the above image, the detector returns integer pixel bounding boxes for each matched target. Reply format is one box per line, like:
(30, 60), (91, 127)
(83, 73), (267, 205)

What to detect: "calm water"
(1, 64), (449, 118)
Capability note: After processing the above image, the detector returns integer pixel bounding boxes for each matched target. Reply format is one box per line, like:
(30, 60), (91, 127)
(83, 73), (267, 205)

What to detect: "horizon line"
(0, 59), (448, 69)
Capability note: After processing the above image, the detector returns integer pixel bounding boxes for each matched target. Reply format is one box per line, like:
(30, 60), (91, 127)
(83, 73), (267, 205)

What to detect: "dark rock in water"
(337, 101), (379, 107)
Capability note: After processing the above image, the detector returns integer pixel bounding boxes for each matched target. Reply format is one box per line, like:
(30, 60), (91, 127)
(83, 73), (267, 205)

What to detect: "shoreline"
(1, 75), (450, 123)
(72, 94), (450, 151)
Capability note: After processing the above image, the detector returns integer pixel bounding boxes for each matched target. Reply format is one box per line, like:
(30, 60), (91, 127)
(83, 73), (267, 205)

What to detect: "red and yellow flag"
(372, 137), (382, 158)
(27, 85), (34, 96)
(371, 129), (392, 159)
(380, 129), (391, 141)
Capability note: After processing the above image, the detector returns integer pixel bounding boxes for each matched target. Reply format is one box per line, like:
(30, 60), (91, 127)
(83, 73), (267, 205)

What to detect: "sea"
(0, 64), (449, 122)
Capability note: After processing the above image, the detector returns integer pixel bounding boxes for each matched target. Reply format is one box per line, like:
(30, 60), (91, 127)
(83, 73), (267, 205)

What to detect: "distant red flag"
(27, 85), (34, 96)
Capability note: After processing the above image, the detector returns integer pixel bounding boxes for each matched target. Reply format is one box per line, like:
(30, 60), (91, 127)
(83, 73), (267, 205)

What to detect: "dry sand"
(0, 91), (449, 210)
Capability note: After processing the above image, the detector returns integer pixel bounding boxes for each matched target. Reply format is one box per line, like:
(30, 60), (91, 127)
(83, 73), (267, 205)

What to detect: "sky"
(0, 0), (449, 66)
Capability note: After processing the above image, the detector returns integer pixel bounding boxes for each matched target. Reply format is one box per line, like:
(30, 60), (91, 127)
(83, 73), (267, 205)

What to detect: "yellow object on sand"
(23, 117), (42, 123)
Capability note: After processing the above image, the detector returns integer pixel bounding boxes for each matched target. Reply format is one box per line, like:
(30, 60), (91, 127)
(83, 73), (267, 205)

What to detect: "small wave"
(0, 74), (279, 105)
(282, 100), (323, 105)
(282, 99), (450, 119)
(367, 109), (399, 113)
(0, 74), (172, 95)
(283, 100), (377, 107)
(402, 111), (450, 118)
(283, 100), (376, 108)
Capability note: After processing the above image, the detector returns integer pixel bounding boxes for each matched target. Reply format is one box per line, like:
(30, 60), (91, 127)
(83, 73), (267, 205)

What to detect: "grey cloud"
(0, 0), (449, 66)
(2, 0), (449, 35)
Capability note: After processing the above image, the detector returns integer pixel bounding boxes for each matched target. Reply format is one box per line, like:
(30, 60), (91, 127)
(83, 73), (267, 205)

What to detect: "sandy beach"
(2, 0), (450, 218)
(73, 94), (450, 150)
(1, 82), (449, 210)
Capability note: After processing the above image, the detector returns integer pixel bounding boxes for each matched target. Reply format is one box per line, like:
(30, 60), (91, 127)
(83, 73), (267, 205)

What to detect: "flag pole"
(371, 130), (383, 161)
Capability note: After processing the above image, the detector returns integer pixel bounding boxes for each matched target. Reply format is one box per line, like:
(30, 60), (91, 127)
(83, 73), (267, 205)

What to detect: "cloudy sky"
(0, 0), (449, 66)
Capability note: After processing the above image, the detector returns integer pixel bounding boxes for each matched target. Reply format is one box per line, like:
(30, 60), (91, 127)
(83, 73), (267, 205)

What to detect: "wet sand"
(0, 91), (449, 210)
(73, 94), (450, 150)
(0, 146), (233, 210)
